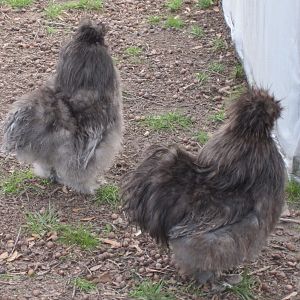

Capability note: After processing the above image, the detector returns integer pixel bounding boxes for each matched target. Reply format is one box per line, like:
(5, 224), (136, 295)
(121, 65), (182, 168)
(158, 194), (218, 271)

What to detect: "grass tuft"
(197, 0), (215, 9)
(165, 0), (183, 11)
(57, 223), (99, 250)
(0, 0), (33, 8)
(195, 71), (209, 84)
(190, 25), (204, 38)
(232, 63), (245, 79)
(73, 277), (97, 293)
(45, 26), (57, 35)
(125, 46), (142, 57)
(102, 223), (113, 235)
(142, 112), (192, 131)
(209, 108), (225, 123)
(195, 131), (209, 145)
(25, 207), (99, 249)
(209, 62), (225, 74)
(164, 16), (184, 29)
(0, 169), (34, 195)
(44, 0), (103, 19)
(95, 184), (120, 207)
(286, 179), (300, 204)
(44, 4), (62, 19)
(130, 280), (175, 300)
(148, 15), (161, 25)
(225, 272), (256, 300)
(25, 206), (58, 236)
(212, 37), (226, 52)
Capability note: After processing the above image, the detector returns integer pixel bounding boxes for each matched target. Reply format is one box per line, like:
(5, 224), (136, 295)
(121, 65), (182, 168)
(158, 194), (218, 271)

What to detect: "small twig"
(0, 281), (17, 285)
(10, 227), (21, 256)
(49, 187), (61, 196)
(133, 271), (143, 280)
(107, 259), (121, 267)
(280, 218), (300, 225)
(249, 266), (271, 275)
(71, 282), (76, 298)
(145, 267), (170, 274)
(281, 291), (298, 300)
(182, 83), (195, 91)
(271, 244), (286, 250)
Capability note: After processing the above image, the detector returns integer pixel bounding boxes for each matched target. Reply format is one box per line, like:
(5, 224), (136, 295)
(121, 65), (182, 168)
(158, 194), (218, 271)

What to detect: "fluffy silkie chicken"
(2, 20), (123, 194)
(122, 89), (285, 283)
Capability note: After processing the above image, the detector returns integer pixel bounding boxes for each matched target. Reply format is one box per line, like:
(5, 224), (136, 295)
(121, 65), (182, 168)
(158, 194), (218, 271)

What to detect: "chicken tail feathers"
(122, 145), (198, 244)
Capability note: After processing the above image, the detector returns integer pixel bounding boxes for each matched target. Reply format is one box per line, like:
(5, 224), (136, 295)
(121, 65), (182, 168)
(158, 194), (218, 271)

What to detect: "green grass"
(165, 0), (183, 11)
(95, 184), (120, 207)
(57, 223), (99, 250)
(195, 130), (209, 145)
(25, 206), (58, 236)
(286, 179), (300, 204)
(25, 207), (99, 249)
(164, 16), (184, 29)
(0, 169), (35, 194)
(197, 0), (215, 9)
(225, 272), (256, 300)
(0, 0), (33, 8)
(190, 25), (204, 38)
(195, 71), (209, 84)
(209, 62), (225, 74)
(45, 26), (57, 35)
(0, 274), (17, 280)
(130, 280), (175, 300)
(141, 112), (192, 131)
(73, 277), (97, 293)
(44, 0), (103, 19)
(180, 282), (205, 297)
(44, 3), (63, 19)
(148, 15), (161, 25)
(212, 37), (226, 52)
(102, 223), (113, 235)
(232, 63), (245, 79)
(209, 108), (225, 122)
(125, 46), (142, 57)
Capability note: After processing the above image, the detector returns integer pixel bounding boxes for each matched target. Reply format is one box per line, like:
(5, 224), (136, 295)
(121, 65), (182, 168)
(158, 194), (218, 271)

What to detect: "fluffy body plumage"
(3, 21), (123, 194)
(122, 89), (285, 283)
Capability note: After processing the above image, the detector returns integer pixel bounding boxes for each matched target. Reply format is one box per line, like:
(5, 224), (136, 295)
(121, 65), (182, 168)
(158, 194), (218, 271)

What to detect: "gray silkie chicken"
(122, 89), (285, 283)
(2, 20), (123, 194)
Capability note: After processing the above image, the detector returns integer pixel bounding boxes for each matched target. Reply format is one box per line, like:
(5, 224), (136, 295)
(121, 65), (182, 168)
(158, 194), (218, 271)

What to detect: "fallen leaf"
(80, 217), (95, 222)
(90, 264), (102, 272)
(62, 186), (68, 194)
(26, 237), (36, 242)
(93, 272), (112, 283)
(7, 251), (21, 262)
(135, 230), (142, 237)
(192, 45), (202, 50)
(0, 252), (9, 260)
(47, 232), (58, 241)
(102, 239), (121, 248)
(72, 208), (84, 213)
(28, 241), (35, 248)
(286, 242), (296, 252)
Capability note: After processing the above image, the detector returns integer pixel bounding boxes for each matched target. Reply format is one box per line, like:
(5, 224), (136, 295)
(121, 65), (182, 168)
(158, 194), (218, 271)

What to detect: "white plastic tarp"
(222, 0), (300, 177)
